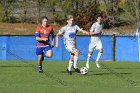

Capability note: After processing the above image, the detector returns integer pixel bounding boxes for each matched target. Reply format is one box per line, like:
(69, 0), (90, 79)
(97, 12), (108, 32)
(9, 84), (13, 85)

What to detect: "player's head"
(66, 15), (74, 25)
(96, 14), (102, 23)
(41, 16), (48, 26)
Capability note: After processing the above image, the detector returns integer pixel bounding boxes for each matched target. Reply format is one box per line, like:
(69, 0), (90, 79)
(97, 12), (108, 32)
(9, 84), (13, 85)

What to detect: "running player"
(86, 14), (103, 69)
(35, 16), (54, 72)
(56, 15), (89, 75)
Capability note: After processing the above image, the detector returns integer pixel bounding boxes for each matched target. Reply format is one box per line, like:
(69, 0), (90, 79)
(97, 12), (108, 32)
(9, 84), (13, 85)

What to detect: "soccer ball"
(80, 67), (88, 75)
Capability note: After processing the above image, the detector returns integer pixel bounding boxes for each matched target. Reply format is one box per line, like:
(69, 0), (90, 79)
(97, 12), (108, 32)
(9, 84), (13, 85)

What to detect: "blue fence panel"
(76, 36), (90, 61)
(0, 35), (139, 62)
(116, 36), (139, 62)
(7, 36), (36, 60)
(0, 36), (8, 60)
(101, 36), (113, 61)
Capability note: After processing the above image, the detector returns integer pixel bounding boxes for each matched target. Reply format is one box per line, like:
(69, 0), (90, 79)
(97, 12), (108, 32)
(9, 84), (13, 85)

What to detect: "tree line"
(0, 0), (140, 29)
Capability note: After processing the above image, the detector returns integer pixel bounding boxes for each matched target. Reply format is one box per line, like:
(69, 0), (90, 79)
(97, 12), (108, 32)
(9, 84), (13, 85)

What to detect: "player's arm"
(89, 24), (96, 35)
(51, 31), (55, 48)
(90, 31), (101, 36)
(81, 30), (89, 35)
(89, 24), (101, 36)
(56, 31), (61, 48)
(36, 37), (48, 41)
(35, 27), (47, 41)
(100, 29), (105, 35)
(56, 27), (65, 48)
(76, 25), (89, 35)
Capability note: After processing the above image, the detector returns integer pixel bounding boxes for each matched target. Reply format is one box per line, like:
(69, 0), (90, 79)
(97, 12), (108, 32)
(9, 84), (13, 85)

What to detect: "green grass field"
(0, 61), (140, 93)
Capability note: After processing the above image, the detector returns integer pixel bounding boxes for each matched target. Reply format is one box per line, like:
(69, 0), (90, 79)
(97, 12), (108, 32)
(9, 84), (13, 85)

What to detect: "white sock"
(68, 60), (73, 71)
(74, 56), (78, 69)
(86, 54), (91, 64)
(96, 52), (102, 63)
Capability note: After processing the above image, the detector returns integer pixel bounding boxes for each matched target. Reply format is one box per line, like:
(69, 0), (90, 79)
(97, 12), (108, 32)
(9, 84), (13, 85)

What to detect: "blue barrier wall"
(116, 36), (139, 62)
(0, 36), (139, 62)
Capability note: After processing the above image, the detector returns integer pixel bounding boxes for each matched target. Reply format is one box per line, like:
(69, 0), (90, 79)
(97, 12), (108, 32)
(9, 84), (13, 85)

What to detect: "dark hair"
(41, 16), (48, 21)
(96, 14), (102, 19)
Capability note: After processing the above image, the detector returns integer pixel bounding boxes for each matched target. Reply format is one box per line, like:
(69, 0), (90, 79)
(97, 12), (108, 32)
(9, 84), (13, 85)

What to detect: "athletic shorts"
(88, 40), (102, 52)
(36, 45), (52, 56)
(65, 44), (76, 53)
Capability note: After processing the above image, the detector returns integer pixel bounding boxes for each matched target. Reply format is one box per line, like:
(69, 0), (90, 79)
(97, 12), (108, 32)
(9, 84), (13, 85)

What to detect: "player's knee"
(47, 55), (52, 58)
(99, 49), (103, 53)
(46, 53), (52, 58)
(70, 56), (74, 61)
(75, 50), (79, 56)
(89, 51), (93, 55)
(71, 59), (74, 62)
(77, 50), (79, 54)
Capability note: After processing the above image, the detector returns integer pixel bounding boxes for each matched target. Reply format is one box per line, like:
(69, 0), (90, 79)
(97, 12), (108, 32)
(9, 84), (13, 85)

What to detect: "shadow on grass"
(60, 70), (131, 76)
(113, 67), (140, 69)
(93, 72), (131, 76)
(86, 71), (131, 76)
(60, 71), (77, 73)
(0, 65), (32, 68)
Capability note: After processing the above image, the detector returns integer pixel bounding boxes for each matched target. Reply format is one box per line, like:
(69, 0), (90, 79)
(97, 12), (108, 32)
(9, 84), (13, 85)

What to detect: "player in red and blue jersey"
(35, 16), (54, 72)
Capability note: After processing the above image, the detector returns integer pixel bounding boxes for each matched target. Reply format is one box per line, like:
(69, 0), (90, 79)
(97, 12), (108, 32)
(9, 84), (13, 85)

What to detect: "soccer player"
(35, 16), (54, 73)
(86, 15), (103, 69)
(56, 15), (89, 75)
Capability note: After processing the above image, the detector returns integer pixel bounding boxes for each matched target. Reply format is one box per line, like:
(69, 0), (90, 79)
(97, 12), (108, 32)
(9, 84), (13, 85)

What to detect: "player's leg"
(44, 45), (53, 58)
(86, 51), (93, 69)
(86, 43), (94, 69)
(36, 47), (44, 72)
(65, 44), (80, 74)
(46, 50), (53, 58)
(67, 53), (74, 75)
(65, 45), (75, 75)
(73, 48), (80, 73)
(73, 48), (79, 69)
(95, 41), (103, 68)
(38, 55), (43, 72)
(41, 54), (44, 61)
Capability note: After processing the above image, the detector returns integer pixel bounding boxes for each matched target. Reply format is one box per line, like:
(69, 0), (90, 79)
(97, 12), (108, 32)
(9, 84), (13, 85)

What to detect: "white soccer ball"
(80, 67), (88, 75)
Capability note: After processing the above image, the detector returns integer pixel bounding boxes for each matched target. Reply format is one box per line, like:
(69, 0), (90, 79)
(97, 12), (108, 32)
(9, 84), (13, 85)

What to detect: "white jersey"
(88, 22), (103, 51)
(90, 22), (103, 43)
(59, 25), (83, 45)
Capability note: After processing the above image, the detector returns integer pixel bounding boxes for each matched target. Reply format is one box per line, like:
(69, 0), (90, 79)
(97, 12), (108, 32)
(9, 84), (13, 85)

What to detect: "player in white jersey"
(86, 15), (104, 69)
(56, 15), (89, 75)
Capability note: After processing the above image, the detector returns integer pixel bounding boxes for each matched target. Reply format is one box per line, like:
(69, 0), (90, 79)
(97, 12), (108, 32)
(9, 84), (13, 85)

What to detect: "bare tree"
(133, 0), (140, 24)
(0, 0), (15, 22)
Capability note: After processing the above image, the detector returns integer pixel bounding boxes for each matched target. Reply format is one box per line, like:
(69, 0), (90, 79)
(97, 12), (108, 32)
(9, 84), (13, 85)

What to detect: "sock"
(38, 61), (42, 67)
(68, 60), (73, 71)
(41, 56), (44, 61)
(74, 56), (78, 69)
(86, 54), (91, 64)
(96, 52), (102, 63)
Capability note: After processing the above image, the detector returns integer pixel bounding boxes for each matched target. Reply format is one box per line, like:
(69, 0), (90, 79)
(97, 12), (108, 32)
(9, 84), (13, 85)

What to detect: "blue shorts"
(36, 45), (52, 56)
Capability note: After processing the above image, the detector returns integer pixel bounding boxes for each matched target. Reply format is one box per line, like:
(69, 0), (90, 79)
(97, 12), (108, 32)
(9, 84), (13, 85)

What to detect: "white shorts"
(88, 40), (102, 52)
(65, 44), (76, 53)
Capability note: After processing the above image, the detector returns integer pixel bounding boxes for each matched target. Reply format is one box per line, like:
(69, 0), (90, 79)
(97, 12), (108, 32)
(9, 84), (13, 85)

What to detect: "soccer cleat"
(95, 62), (100, 68)
(38, 66), (43, 73)
(66, 69), (72, 75)
(86, 63), (89, 69)
(74, 68), (80, 73)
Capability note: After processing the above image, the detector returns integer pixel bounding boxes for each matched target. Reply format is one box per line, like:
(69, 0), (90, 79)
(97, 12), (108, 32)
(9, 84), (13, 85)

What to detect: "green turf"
(0, 61), (140, 93)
